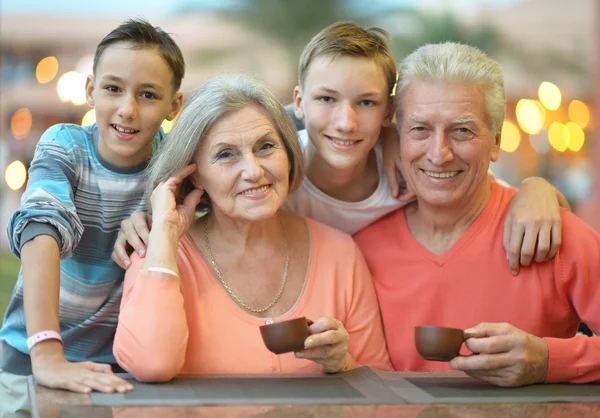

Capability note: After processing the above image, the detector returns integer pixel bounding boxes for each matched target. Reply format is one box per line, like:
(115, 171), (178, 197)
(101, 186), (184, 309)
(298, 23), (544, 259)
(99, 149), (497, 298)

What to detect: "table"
(29, 368), (600, 418)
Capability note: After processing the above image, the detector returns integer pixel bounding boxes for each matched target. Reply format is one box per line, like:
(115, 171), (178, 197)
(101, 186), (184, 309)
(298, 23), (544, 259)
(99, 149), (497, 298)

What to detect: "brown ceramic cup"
(414, 325), (475, 362)
(260, 317), (314, 355)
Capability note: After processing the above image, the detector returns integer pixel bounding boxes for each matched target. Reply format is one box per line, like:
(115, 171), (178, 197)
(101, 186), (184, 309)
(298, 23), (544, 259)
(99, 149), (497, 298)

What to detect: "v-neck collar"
(398, 182), (502, 266)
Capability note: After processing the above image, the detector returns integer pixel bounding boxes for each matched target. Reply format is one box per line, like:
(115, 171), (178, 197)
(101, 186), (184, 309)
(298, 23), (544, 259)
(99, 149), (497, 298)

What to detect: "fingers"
(305, 328), (346, 348)
(295, 317), (349, 371)
(464, 335), (513, 355)
(519, 221), (541, 267)
(171, 164), (197, 183)
(36, 361), (134, 394)
(111, 238), (130, 270)
(502, 214), (512, 258)
(182, 188), (204, 212)
(450, 351), (513, 372)
(131, 211), (151, 247)
(464, 322), (512, 338)
(547, 218), (562, 261)
(533, 223), (551, 263)
(307, 317), (339, 334)
(506, 222), (525, 275)
(88, 362), (113, 373)
(120, 218), (146, 259)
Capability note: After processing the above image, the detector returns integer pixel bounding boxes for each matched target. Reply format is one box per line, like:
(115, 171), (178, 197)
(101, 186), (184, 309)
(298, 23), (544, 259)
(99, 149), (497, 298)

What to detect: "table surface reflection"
(32, 375), (600, 418)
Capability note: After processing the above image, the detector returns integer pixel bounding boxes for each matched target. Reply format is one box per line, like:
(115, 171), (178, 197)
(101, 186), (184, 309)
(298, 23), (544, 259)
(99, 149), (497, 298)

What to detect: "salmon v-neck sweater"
(354, 182), (600, 383)
(114, 218), (392, 382)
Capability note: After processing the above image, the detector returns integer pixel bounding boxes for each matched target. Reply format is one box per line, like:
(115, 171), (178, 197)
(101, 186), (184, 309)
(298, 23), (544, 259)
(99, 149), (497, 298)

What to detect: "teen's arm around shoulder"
(543, 209), (600, 383)
(113, 227), (189, 383)
(322, 226), (393, 371)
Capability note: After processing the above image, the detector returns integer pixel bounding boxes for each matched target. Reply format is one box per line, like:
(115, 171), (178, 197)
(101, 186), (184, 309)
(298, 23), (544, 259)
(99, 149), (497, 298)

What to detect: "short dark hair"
(93, 18), (185, 91)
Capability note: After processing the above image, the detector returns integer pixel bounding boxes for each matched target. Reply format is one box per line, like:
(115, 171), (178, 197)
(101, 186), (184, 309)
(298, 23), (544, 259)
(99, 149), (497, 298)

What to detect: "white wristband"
(27, 330), (63, 352)
(147, 267), (179, 277)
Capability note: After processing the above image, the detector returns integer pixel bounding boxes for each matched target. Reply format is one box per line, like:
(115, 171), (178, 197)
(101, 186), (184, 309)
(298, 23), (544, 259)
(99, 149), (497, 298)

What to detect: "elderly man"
(354, 42), (599, 387)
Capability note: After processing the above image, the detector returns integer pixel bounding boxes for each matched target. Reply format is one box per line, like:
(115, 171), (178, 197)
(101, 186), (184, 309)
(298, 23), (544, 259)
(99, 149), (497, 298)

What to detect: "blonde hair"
(146, 74), (304, 210)
(298, 21), (397, 96)
(396, 42), (506, 136)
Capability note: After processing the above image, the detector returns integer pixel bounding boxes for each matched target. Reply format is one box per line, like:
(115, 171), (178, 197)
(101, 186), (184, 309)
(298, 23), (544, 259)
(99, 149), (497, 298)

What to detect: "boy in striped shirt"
(0, 18), (183, 394)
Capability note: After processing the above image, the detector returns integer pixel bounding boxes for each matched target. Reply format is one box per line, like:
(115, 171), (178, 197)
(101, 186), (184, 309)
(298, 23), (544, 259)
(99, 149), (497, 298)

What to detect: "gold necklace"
(203, 213), (289, 313)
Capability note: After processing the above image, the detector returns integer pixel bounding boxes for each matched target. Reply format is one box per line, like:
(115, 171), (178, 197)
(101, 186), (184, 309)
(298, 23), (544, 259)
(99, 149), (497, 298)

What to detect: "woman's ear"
(190, 172), (204, 192)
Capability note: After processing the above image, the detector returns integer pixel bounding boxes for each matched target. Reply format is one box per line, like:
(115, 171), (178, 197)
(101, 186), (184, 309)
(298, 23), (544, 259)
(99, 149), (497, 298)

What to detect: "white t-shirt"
(283, 130), (405, 235)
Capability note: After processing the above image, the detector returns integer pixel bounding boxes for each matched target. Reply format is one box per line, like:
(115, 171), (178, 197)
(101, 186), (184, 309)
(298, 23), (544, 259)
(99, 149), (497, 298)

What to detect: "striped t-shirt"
(0, 123), (163, 370)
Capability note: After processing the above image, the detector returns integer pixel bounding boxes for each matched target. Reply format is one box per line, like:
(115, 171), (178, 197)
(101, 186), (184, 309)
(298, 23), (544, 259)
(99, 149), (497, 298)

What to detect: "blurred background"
(0, 0), (597, 317)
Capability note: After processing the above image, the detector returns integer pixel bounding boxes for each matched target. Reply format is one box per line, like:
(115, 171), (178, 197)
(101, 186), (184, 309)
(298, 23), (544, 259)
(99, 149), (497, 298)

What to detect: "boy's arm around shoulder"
(8, 124), (84, 260)
(543, 210), (600, 383)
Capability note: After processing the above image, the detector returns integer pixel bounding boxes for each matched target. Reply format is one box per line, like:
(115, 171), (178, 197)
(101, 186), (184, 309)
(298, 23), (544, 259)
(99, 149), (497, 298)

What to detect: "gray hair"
(146, 74), (304, 210)
(395, 42), (506, 136)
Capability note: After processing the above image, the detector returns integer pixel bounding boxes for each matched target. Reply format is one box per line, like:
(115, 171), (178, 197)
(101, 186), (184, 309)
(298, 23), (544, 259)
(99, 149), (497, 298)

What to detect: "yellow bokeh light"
(516, 99), (546, 135)
(161, 119), (175, 133)
(568, 100), (590, 129)
(565, 122), (585, 152)
(538, 82), (562, 111)
(81, 109), (96, 126)
(36, 56), (59, 84)
(548, 121), (568, 152)
(5, 160), (27, 191)
(10, 108), (33, 140)
(500, 121), (520, 152)
(57, 71), (87, 104)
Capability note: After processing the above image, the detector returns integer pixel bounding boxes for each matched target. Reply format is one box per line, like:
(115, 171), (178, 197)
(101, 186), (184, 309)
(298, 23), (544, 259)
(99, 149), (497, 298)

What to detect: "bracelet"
(27, 330), (63, 352)
(147, 267), (179, 277)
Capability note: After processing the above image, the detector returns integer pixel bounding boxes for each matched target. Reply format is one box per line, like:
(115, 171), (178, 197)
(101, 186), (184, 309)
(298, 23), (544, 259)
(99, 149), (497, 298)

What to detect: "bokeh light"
(161, 119), (175, 133)
(568, 100), (590, 129)
(565, 122), (585, 152)
(5, 160), (27, 191)
(548, 121), (568, 152)
(538, 82), (562, 111)
(57, 71), (87, 105)
(500, 121), (520, 152)
(36, 56), (59, 84)
(10, 108), (33, 140)
(516, 99), (546, 135)
(81, 109), (96, 126)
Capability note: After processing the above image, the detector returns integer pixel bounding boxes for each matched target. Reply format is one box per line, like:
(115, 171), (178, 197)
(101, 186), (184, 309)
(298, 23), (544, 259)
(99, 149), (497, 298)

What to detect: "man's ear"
(491, 130), (501, 162)
(382, 97), (395, 127)
(167, 92), (183, 121)
(292, 86), (304, 121)
(85, 75), (95, 107)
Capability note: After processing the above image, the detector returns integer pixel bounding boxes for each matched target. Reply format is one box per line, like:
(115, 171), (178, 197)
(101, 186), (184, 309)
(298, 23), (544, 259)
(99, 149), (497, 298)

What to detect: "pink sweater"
(354, 183), (600, 383)
(114, 218), (392, 381)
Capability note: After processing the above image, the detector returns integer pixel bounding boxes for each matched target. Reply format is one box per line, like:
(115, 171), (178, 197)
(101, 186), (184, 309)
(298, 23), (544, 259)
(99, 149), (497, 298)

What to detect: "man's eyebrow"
(409, 116), (427, 123)
(451, 117), (477, 125)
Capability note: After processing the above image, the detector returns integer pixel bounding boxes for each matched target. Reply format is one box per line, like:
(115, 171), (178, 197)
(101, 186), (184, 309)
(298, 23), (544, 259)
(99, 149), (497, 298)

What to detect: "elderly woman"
(113, 74), (391, 382)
